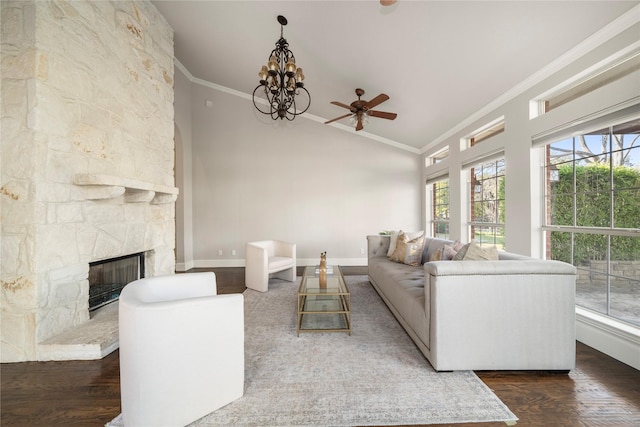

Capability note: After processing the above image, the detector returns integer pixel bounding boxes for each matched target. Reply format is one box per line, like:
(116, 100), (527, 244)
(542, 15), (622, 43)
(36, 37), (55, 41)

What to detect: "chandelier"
(252, 15), (310, 121)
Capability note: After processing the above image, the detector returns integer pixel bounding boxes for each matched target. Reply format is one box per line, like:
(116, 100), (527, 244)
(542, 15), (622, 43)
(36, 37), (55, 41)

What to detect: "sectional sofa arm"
(423, 259), (576, 276)
(367, 235), (391, 259)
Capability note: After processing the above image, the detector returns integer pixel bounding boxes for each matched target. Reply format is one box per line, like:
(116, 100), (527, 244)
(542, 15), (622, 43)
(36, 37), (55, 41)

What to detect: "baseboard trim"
(175, 260), (194, 272)
(576, 307), (640, 371)
(188, 258), (368, 269)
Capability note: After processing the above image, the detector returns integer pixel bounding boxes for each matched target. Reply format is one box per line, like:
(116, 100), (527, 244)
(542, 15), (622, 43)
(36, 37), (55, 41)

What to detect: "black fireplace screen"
(88, 252), (144, 311)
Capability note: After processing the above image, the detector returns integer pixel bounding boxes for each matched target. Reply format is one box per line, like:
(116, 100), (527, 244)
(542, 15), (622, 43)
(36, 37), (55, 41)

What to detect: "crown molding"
(174, 60), (420, 155)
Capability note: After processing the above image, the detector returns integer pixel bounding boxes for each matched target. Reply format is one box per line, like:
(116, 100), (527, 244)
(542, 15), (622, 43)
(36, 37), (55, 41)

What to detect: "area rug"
(108, 276), (517, 426)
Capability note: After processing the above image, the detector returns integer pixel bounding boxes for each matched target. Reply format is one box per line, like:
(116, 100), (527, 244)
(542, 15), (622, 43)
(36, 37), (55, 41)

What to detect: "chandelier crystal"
(252, 15), (310, 121)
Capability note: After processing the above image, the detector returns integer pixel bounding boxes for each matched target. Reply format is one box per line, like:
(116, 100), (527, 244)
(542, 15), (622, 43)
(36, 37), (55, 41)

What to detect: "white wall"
(175, 73), (421, 268)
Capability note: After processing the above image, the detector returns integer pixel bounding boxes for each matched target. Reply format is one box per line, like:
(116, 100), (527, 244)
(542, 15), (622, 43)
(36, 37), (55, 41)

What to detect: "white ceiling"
(152, 1), (638, 152)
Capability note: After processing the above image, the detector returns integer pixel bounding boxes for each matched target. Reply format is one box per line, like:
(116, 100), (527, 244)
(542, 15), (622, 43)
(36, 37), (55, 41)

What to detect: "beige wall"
(174, 73), (422, 269)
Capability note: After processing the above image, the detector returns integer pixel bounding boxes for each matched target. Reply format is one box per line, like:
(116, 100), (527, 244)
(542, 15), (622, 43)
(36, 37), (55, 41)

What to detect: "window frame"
(542, 116), (640, 327)
(426, 176), (450, 239)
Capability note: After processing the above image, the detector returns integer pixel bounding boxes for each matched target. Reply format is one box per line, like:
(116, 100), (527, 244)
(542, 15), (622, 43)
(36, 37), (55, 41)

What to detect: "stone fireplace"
(1, 1), (176, 362)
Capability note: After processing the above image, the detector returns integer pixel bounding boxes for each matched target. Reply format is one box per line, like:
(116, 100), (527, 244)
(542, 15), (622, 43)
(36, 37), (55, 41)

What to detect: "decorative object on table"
(324, 88), (397, 131)
(252, 15), (310, 121)
(319, 251), (327, 288)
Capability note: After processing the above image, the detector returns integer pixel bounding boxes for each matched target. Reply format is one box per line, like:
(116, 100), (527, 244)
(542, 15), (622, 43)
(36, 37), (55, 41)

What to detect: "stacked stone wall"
(1, 0), (175, 362)
(576, 260), (640, 287)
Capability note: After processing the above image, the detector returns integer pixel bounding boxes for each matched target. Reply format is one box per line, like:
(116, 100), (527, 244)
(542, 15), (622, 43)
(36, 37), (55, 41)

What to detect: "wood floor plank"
(2, 268), (639, 426)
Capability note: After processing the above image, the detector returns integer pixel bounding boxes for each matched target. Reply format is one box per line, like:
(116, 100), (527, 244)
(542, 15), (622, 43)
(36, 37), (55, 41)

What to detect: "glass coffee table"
(297, 265), (351, 336)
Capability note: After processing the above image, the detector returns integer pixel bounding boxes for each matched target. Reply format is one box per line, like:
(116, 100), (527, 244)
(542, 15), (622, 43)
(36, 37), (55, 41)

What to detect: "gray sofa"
(367, 234), (577, 372)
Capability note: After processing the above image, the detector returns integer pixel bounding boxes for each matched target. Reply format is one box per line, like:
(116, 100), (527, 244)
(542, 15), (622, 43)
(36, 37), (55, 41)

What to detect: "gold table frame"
(297, 265), (351, 336)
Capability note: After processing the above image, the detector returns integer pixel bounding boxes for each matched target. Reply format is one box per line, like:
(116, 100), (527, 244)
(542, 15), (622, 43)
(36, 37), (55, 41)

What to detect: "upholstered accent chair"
(119, 272), (244, 426)
(245, 240), (296, 292)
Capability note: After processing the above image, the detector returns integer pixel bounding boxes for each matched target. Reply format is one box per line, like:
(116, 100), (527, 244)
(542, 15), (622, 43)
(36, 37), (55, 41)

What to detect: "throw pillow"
(463, 241), (499, 260)
(442, 240), (463, 260)
(390, 231), (426, 266)
(452, 242), (471, 260)
(387, 230), (425, 258)
(429, 247), (443, 261)
(453, 241), (499, 261)
(386, 230), (400, 257)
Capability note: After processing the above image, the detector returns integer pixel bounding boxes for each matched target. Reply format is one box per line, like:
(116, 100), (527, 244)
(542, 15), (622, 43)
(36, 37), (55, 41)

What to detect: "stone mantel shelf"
(73, 174), (179, 204)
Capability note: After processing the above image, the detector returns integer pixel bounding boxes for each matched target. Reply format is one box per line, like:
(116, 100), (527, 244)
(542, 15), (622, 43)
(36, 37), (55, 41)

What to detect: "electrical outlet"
(217, 249), (223, 256)
(360, 247), (365, 255)
(231, 249), (237, 256)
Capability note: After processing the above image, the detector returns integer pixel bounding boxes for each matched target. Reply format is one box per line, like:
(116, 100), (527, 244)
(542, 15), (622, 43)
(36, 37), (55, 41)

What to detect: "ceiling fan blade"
(369, 110), (398, 120)
(330, 101), (355, 111)
(365, 94), (389, 109)
(355, 116), (364, 131)
(324, 113), (352, 125)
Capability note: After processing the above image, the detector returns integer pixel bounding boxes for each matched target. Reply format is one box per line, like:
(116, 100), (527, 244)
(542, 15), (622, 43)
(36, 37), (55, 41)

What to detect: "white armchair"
(119, 272), (244, 427)
(245, 240), (296, 292)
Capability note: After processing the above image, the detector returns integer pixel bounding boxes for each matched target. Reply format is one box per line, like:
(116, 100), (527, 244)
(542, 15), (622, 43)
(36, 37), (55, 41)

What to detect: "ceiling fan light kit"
(325, 88), (398, 131)
(252, 15), (310, 121)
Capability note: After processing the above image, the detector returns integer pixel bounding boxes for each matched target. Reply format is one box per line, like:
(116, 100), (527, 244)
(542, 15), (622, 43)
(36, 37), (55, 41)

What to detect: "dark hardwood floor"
(2, 267), (639, 426)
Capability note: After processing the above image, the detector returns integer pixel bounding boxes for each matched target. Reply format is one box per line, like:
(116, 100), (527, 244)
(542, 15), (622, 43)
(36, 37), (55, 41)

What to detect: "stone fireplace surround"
(12, 173), (179, 362)
(1, 1), (176, 362)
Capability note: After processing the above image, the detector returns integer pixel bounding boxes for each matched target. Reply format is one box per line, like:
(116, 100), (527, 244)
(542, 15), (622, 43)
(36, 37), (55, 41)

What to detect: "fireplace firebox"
(88, 252), (145, 311)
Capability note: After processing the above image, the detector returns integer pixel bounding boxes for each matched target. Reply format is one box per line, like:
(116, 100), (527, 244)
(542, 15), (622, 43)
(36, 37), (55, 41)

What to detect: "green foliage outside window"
(550, 164), (640, 264)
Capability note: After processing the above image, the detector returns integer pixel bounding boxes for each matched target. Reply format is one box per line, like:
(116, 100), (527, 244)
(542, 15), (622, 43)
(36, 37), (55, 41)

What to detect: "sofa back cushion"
(422, 237), (455, 264)
(390, 231), (426, 267)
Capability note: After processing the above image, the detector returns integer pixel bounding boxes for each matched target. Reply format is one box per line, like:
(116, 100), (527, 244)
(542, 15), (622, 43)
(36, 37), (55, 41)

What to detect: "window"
(544, 117), (640, 327)
(428, 178), (450, 239)
(531, 50), (640, 118)
(469, 158), (506, 249)
(463, 117), (505, 150)
(427, 147), (449, 166)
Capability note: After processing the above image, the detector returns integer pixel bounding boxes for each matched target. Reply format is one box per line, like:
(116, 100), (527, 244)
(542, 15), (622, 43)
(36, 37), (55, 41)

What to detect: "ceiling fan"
(324, 88), (397, 131)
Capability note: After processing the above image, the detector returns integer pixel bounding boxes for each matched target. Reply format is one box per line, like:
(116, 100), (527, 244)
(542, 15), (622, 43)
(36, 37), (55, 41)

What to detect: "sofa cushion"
(429, 247), (443, 261)
(268, 256), (294, 272)
(390, 231), (425, 266)
(430, 241), (463, 261)
(368, 257), (429, 347)
(453, 241), (499, 261)
(387, 230), (424, 258)
(443, 241), (463, 260)
(387, 230), (400, 257)
(422, 237), (457, 263)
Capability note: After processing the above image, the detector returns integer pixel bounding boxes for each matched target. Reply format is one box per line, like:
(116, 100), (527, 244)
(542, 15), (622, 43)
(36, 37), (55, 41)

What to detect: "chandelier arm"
(252, 85), (276, 115)
(289, 87), (311, 116)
